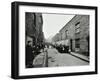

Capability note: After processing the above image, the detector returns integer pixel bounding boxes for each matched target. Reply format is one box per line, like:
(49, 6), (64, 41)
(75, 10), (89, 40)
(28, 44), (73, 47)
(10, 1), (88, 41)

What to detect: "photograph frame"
(11, 1), (98, 79)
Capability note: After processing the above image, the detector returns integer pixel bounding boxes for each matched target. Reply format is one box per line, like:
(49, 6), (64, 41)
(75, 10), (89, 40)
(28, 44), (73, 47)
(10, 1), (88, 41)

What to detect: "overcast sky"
(42, 13), (75, 39)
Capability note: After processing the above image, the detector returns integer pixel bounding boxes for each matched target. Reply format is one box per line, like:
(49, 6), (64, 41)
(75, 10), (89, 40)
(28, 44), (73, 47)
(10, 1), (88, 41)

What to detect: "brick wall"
(53, 15), (89, 55)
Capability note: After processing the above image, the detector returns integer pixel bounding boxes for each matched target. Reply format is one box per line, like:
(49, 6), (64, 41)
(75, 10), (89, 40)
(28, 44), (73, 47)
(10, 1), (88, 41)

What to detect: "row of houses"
(52, 15), (89, 56)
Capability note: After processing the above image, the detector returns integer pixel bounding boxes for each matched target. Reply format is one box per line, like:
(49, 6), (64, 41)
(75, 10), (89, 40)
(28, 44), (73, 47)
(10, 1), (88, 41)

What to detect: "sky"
(42, 13), (75, 39)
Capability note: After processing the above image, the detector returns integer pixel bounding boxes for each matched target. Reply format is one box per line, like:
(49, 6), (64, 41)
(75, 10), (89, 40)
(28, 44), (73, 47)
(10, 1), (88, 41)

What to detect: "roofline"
(59, 15), (77, 32)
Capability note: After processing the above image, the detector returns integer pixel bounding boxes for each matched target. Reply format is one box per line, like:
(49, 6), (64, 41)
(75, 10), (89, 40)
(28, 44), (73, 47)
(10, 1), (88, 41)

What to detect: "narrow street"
(33, 47), (89, 67)
(47, 48), (89, 67)
(25, 13), (90, 68)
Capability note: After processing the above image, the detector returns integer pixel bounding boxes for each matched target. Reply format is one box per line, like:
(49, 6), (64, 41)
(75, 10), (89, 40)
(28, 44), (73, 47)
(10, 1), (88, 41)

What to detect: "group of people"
(53, 44), (70, 53)
(25, 41), (70, 68)
(25, 41), (45, 68)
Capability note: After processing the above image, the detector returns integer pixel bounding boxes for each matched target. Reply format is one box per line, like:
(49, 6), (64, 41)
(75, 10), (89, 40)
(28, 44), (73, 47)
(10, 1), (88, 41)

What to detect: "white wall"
(0, 0), (99, 81)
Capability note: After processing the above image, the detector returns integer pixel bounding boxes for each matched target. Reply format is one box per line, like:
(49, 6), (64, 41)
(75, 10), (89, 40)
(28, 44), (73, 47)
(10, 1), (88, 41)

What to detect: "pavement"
(47, 48), (89, 67)
(32, 48), (89, 67)
(33, 52), (45, 67)
(70, 52), (89, 62)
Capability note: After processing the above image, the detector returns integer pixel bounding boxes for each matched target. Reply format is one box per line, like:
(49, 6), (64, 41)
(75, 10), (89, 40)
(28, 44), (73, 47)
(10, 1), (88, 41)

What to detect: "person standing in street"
(26, 41), (34, 68)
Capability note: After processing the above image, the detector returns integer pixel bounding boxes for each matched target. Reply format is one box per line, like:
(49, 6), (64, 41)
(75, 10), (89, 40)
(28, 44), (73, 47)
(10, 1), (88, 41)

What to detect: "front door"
(70, 39), (72, 51)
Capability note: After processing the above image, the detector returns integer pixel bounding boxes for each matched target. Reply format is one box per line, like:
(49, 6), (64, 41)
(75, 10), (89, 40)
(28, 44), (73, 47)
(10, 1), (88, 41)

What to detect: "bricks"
(52, 15), (89, 56)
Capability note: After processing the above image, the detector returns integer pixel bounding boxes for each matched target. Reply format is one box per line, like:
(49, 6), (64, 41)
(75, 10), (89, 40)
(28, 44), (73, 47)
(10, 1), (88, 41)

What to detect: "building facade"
(25, 12), (44, 47)
(52, 15), (89, 56)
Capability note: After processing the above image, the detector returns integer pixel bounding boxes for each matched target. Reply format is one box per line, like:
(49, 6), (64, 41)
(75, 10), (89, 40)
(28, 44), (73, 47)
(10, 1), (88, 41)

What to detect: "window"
(75, 38), (80, 48)
(75, 22), (80, 26)
(76, 28), (80, 33)
(65, 30), (68, 38)
(75, 22), (80, 34)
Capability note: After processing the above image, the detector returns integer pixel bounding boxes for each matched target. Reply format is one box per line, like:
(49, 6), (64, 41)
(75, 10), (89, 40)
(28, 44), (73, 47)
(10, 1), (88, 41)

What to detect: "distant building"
(52, 15), (89, 56)
(52, 33), (60, 42)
